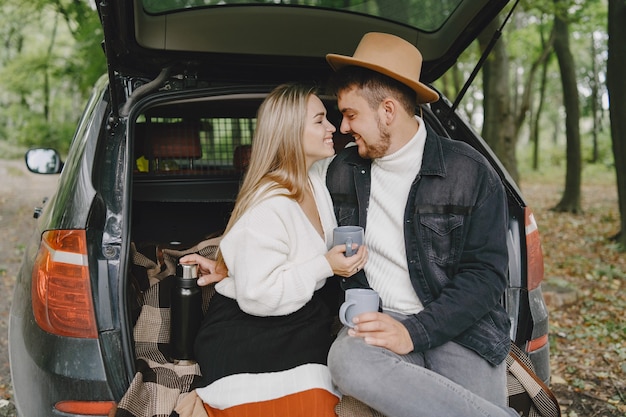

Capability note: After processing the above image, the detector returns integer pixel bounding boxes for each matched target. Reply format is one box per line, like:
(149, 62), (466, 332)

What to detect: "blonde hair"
(216, 83), (317, 269)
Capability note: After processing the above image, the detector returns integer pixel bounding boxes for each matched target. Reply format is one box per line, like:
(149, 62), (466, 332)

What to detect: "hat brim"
(326, 53), (439, 104)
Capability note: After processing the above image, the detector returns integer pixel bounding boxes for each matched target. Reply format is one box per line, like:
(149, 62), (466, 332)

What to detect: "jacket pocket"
(419, 213), (464, 265)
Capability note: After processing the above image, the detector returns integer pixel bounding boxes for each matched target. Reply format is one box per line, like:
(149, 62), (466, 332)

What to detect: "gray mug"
(333, 225), (364, 257)
(339, 288), (379, 328)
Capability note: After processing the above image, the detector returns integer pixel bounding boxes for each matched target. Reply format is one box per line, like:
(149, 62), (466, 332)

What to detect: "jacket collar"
(417, 125), (446, 178)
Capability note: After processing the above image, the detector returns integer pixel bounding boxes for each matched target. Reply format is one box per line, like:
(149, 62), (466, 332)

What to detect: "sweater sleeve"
(217, 196), (334, 316)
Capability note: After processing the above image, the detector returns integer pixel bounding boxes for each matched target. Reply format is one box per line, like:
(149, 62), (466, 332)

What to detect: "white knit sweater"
(366, 117), (426, 314)
(215, 160), (337, 316)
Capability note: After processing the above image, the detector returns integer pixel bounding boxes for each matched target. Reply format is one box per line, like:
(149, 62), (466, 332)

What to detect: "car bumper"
(9, 311), (114, 416)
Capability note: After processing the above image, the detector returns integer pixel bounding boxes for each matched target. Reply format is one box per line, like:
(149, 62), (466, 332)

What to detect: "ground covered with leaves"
(521, 169), (626, 417)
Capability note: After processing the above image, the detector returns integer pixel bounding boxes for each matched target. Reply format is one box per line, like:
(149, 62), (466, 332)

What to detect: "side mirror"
(25, 148), (63, 174)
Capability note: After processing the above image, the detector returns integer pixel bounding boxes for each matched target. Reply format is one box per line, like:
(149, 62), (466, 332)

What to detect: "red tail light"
(526, 334), (549, 353)
(55, 400), (116, 415)
(31, 230), (98, 338)
(524, 208), (545, 291)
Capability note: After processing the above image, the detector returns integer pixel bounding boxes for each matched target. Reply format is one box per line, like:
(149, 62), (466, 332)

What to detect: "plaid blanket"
(114, 238), (557, 417)
(114, 239), (219, 417)
(507, 343), (561, 417)
(115, 238), (381, 417)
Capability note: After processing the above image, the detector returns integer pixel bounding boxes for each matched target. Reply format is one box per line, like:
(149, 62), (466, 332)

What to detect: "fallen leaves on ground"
(522, 179), (626, 417)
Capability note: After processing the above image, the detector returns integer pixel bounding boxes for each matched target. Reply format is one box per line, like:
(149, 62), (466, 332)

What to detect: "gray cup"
(339, 288), (379, 328)
(333, 225), (364, 257)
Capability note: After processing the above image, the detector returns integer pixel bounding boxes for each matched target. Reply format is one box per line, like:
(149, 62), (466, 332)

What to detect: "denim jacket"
(326, 126), (511, 366)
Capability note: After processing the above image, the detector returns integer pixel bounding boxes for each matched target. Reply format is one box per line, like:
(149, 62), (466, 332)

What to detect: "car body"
(9, 1), (550, 416)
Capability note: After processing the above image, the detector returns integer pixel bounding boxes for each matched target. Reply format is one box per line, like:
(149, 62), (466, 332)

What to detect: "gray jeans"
(328, 325), (519, 417)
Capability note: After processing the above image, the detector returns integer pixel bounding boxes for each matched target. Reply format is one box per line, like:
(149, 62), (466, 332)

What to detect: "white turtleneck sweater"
(365, 117), (426, 314)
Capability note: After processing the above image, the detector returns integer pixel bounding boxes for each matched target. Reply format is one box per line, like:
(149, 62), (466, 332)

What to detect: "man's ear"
(380, 97), (397, 124)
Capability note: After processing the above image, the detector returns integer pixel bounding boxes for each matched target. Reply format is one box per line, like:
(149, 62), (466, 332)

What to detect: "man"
(325, 32), (518, 417)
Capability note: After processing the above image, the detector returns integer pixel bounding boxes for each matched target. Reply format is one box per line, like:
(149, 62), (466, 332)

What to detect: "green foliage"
(518, 141), (616, 187)
(0, 0), (104, 153)
(58, 3), (106, 94)
(14, 114), (76, 155)
(517, 102), (614, 173)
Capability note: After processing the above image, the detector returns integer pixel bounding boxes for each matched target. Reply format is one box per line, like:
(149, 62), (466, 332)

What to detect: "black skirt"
(194, 287), (336, 387)
(192, 286), (340, 415)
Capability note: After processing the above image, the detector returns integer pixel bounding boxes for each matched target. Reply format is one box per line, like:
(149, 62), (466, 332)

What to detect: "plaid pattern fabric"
(507, 343), (561, 417)
(116, 239), (558, 417)
(118, 238), (376, 417)
(114, 240), (219, 417)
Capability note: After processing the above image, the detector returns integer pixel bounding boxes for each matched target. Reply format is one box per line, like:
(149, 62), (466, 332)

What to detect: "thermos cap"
(177, 263), (198, 279)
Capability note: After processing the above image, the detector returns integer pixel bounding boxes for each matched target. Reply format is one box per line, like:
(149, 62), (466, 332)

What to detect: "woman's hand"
(179, 254), (227, 286)
(325, 244), (368, 277)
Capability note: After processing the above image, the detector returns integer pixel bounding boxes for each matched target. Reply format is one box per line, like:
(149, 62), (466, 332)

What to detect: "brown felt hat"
(326, 32), (439, 104)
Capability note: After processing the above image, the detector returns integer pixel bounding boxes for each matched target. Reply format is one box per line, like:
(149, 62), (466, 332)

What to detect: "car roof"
(98, 0), (510, 84)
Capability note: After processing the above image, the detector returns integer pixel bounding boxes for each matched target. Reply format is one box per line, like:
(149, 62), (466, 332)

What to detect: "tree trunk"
(479, 18), (519, 183)
(44, 16), (59, 123)
(590, 35), (600, 164)
(531, 55), (550, 171)
(516, 18), (554, 173)
(552, 1), (582, 213)
(607, 0), (626, 247)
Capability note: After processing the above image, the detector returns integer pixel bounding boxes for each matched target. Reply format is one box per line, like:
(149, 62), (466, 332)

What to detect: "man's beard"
(358, 116), (391, 159)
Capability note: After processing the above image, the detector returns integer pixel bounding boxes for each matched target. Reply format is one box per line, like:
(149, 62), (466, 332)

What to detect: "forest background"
(0, 0), (624, 416)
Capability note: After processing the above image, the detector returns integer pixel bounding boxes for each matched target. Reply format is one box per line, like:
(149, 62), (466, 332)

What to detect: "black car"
(10, 1), (550, 416)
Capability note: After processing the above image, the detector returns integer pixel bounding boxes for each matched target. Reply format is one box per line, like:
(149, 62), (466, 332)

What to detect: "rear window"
(134, 116), (255, 176)
(131, 93), (350, 178)
(141, 0), (463, 32)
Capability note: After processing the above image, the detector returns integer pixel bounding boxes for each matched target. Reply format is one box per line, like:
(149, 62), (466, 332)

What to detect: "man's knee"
(328, 333), (381, 394)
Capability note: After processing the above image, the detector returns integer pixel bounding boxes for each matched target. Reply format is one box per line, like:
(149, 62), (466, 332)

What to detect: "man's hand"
(348, 312), (414, 355)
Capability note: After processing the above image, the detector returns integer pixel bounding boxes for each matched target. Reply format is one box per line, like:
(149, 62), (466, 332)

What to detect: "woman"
(180, 84), (367, 417)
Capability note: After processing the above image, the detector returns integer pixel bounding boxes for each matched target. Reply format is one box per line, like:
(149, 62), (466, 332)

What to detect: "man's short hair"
(328, 66), (417, 115)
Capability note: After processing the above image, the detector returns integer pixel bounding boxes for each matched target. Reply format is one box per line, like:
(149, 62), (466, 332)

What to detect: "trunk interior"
(125, 95), (253, 373)
(128, 93), (258, 256)
(126, 90), (351, 264)
(120, 92), (353, 410)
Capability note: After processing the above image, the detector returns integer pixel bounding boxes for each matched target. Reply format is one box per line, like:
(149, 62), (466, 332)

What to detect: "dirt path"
(0, 159), (59, 415)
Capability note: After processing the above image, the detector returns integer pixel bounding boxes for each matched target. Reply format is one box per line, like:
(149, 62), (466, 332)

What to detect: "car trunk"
(117, 87), (350, 413)
(126, 87), (348, 249)
(128, 91), (260, 239)
(116, 91), (249, 410)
